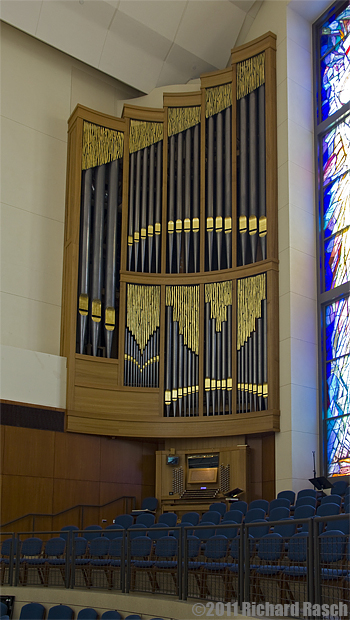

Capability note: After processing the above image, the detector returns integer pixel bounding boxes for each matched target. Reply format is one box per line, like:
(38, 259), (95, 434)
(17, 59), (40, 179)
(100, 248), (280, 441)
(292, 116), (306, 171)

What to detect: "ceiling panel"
(0, 1), (43, 37)
(118, 1), (187, 41)
(156, 42), (217, 89)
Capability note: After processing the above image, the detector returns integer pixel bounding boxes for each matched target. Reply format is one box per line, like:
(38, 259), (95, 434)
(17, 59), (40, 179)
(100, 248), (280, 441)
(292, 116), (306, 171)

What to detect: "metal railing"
(0, 496), (136, 532)
(1, 515), (348, 616)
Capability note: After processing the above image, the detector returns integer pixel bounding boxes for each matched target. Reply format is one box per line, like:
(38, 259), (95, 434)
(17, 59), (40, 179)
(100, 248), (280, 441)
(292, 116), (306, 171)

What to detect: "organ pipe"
(78, 168), (92, 354)
(91, 164), (105, 356)
(105, 159), (119, 357)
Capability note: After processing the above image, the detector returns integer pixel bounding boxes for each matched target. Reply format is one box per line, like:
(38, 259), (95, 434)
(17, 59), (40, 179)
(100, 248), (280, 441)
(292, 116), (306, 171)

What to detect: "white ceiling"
(0, 0), (261, 93)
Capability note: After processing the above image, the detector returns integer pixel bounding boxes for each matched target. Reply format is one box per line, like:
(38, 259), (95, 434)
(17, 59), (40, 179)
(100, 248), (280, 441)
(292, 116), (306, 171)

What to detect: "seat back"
(220, 523), (239, 539)
(77, 609), (99, 620)
(204, 535), (228, 560)
(295, 496), (317, 509)
(248, 520), (270, 539)
(89, 536), (110, 557)
(269, 507), (290, 522)
(209, 502), (226, 516)
(128, 524), (147, 539)
(316, 503), (340, 517)
(319, 530), (346, 563)
(273, 519), (296, 539)
(20, 537), (43, 557)
(154, 535), (178, 558)
(104, 524), (124, 539)
(269, 498), (290, 512)
(158, 513), (177, 527)
(328, 517), (350, 535)
(249, 499), (269, 514)
(257, 533), (284, 561)
(287, 533), (308, 563)
(114, 514), (133, 529)
(194, 523), (216, 541)
(136, 513), (155, 527)
(181, 512), (199, 526)
(223, 510), (243, 523)
(297, 488), (317, 500)
(321, 494), (342, 506)
(245, 508), (266, 523)
(109, 538), (123, 558)
(277, 490), (295, 504)
(101, 613), (122, 620)
(19, 603), (46, 620)
(293, 505), (315, 521)
(60, 525), (79, 541)
(1, 537), (18, 557)
(229, 501), (247, 515)
(83, 525), (102, 541)
(141, 497), (158, 511)
(130, 536), (152, 557)
(0, 603), (7, 617)
(149, 524), (170, 540)
(331, 481), (348, 497)
(200, 511), (221, 525)
(186, 535), (201, 559)
(44, 537), (66, 557)
(172, 522), (194, 539)
(74, 537), (88, 557)
(47, 605), (74, 620)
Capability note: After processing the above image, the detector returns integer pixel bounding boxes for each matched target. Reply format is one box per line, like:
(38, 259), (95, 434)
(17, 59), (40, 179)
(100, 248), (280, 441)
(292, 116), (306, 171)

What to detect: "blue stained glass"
(327, 415), (350, 476)
(326, 354), (350, 418)
(323, 116), (350, 186)
(324, 171), (350, 237)
(326, 297), (350, 360)
(324, 227), (350, 289)
(321, 5), (350, 120)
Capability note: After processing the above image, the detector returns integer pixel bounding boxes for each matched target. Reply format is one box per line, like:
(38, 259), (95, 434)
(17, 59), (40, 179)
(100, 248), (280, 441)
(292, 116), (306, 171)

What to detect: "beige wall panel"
(53, 432), (101, 481)
(99, 481), (142, 515)
(142, 453), (156, 488)
(2, 426), (55, 479)
(1, 475), (54, 525)
(52, 479), (100, 514)
(248, 436), (263, 484)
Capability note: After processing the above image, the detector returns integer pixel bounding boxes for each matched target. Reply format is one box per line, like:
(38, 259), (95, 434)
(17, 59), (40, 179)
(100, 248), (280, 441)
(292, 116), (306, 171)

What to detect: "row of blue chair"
(0, 602), (152, 620)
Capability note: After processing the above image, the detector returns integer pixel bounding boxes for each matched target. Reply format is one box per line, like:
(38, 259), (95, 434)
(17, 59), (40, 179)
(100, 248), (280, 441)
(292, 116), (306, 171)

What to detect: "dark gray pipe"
(249, 89), (258, 263)
(216, 329), (222, 414)
(207, 116), (214, 271)
(184, 128), (191, 273)
(225, 107), (232, 269)
(216, 111), (223, 271)
(168, 136), (175, 272)
(178, 333), (184, 416)
(128, 153), (135, 271)
(176, 132), (183, 274)
(193, 124), (200, 273)
(211, 317), (216, 415)
(91, 164), (105, 356)
(134, 150), (141, 271)
(141, 148), (148, 272)
(258, 84), (266, 260)
(172, 321), (179, 416)
(105, 159), (119, 358)
(205, 302), (211, 415)
(183, 343), (188, 416)
(227, 307), (232, 414)
(148, 144), (155, 273)
(155, 142), (162, 273)
(222, 320), (227, 415)
(79, 168), (92, 354)
(239, 97), (248, 266)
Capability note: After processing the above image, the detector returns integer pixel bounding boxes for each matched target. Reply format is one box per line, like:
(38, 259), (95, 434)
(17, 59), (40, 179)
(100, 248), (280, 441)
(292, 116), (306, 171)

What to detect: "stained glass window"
(315, 1), (350, 478)
(321, 5), (350, 120)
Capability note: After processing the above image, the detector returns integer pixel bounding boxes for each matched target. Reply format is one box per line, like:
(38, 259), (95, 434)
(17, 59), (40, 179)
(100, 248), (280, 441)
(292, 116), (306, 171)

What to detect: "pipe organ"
(61, 33), (279, 439)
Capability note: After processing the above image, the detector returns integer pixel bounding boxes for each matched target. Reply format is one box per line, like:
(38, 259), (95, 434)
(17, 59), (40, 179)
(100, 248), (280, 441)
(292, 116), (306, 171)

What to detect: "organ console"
(61, 32), (279, 442)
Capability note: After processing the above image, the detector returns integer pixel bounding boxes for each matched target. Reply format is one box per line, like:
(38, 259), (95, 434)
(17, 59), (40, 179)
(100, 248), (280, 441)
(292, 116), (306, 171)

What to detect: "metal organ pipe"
(105, 159), (119, 358)
(184, 128), (191, 273)
(176, 132), (183, 274)
(249, 89), (258, 263)
(155, 142), (162, 273)
(148, 144), (155, 273)
(141, 147), (148, 273)
(207, 115), (214, 271)
(78, 168), (92, 354)
(224, 106), (232, 269)
(128, 153), (135, 271)
(91, 163), (105, 356)
(168, 135), (175, 273)
(193, 123), (200, 273)
(258, 84), (267, 259)
(216, 111), (223, 270)
(239, 96), (248, 265)
(134, 150), (141, 271)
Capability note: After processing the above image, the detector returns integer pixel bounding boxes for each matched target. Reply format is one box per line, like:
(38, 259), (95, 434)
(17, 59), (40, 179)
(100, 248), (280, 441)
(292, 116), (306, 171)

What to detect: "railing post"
(244, 523), (250, 603)
(183, 526), (188, 600)
(177, 527), (182, 600)
(81, 507), (84, 530)
(71, 535), (76, 589)
(313, 518), (320, 607)
(8, 533), (15, 586)
(121, 530), (126, 593)
(308, 517), (315, 605)
(32, 516), (35, 533)
(126, 530), (131, 593)
(65, 530), (71, 589)
(238, 523), (244, 608)
(14, 533), (20, 586)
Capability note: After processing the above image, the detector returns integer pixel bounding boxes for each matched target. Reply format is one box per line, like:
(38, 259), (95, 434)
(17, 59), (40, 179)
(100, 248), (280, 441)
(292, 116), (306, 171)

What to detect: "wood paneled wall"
(0, 425), (159, 532)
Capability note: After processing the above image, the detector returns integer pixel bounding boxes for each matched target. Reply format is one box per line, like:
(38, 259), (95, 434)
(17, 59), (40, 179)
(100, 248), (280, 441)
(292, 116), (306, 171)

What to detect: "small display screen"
(166, 455), (179, 465)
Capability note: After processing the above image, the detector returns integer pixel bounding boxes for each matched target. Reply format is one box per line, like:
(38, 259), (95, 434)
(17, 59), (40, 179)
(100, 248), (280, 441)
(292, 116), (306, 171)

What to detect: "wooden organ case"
(61, 33), (279, 503)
